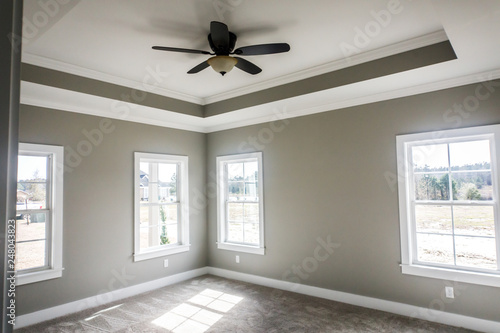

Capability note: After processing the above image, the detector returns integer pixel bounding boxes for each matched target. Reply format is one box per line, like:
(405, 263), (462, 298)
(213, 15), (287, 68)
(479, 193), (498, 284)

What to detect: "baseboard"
(207, 267), (500, 333)
(15, 267), (209, 329)
(16, 266), (500, 332)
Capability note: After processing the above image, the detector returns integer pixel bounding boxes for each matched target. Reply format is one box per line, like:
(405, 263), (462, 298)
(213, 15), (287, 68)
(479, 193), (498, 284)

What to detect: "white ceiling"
(21, 0), (500, 131)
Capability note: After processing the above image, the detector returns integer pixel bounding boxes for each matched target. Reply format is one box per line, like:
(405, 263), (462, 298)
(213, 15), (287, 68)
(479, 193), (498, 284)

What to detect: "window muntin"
(408, 138), (497, 272)
(16, 143), (64, 285)
(397, 125), (500, 286)
(217, 153), (264, 255)
(16, 154), (51, 271)
(134, 153), (189, 261)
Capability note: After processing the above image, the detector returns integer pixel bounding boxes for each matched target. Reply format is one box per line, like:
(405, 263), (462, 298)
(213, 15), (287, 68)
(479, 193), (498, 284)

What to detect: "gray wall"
(17, 106), (207, 315)
(207, 82), (500, 322)
(17, 80), (500, 323)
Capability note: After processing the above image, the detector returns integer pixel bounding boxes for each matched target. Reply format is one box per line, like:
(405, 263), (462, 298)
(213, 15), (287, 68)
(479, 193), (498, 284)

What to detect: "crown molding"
(203, 30), (449, 104)
(203, 68), (500, 133)
(21, 52), (205, 105)
(20, 81), (207, 133)
(22, 31), (447, 107)
(21, 67), (500, 134)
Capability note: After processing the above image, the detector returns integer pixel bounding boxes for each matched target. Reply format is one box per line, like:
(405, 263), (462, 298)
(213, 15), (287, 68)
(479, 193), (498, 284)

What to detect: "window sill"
(134, 244), (190, 262)
(401, 264), (500, 287)
(16, 267), (64, 286)
(217, 242), (265, 255)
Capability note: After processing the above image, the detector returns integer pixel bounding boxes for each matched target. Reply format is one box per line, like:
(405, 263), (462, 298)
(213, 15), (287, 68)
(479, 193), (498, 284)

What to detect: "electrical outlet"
(164, 259), (169, 268)
(235, 255), (240, 264)
(445, 286), (454, 299)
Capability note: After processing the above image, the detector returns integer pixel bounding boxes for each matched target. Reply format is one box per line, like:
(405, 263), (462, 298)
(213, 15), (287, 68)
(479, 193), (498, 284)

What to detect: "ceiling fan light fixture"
(207, 56), (238, 76)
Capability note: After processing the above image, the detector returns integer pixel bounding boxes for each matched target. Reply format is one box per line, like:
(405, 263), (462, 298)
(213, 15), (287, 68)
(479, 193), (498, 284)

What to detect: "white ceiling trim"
(21, 67), (500, 134)
(22, 30), (447, 107)
(21, 52), (205, 105)
(20, 81), (208, 133)
(203, 30), (449, 104)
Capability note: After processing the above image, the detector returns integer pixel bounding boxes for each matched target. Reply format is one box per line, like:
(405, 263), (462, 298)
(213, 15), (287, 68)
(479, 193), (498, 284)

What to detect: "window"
(217, 152), (265, 255)
(134, 152), (189, 261)
(16, 143), (64, 285)
(397, 124), (500, 287)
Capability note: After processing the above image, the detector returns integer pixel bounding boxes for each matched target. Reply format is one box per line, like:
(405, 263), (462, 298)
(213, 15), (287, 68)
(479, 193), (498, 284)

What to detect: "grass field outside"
(415, 205), (497, 270)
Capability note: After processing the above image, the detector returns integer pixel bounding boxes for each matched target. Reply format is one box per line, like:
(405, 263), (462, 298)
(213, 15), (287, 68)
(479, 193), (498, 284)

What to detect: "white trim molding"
(216, 152), (265, 255)
(16, 143), (64, 286)
(15, 267), (209, 329)
(396, 124), (500, 287)
(22, 31), (448, 106)
(133, 152), (190, 261)
(22, 53), (204, 105)
(207, 267), (500, 333)
(21, 66), (500, 135)
(204, 30), (449, 104)
(20, 81), (208, 133)
(15, 267), (500, 332)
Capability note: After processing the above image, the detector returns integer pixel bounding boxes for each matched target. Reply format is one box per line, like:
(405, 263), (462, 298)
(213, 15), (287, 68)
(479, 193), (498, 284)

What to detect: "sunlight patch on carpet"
(152, 288), (243, 332)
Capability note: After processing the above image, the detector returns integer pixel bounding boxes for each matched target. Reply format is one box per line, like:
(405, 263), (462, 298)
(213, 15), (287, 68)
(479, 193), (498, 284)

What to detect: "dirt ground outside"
(415, 205), (497, 270)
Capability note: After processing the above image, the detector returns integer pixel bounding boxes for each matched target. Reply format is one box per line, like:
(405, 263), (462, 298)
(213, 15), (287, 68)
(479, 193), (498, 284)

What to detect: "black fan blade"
(210, 21), (229, 49)
(234, 57), (262, 75)
(233, 43), (290, 55)
(152, 46), (211, 55)
(188, 61), (210, 74)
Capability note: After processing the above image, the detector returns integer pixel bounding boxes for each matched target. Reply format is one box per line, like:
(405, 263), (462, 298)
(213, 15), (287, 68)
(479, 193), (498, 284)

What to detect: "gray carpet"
(16, 275), (477, 332)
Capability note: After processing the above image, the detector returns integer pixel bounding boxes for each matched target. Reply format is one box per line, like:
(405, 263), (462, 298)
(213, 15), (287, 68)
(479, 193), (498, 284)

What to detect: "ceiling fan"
(152, 21), (290, 76)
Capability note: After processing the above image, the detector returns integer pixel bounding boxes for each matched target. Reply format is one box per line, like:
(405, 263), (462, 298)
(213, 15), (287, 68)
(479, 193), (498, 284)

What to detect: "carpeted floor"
(16, 275), (477, 332)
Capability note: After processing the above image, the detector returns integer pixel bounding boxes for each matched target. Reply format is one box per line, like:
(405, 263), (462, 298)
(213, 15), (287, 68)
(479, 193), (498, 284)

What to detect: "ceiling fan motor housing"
(208, 32), (237, 55)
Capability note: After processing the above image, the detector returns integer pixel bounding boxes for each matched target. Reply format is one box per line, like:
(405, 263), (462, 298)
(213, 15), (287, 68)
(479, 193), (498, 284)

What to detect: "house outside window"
(396, 124), (500, 287)
(16, 143), (64, 285)
(217, 152), (265, 255)
(134, 152), (190, 261)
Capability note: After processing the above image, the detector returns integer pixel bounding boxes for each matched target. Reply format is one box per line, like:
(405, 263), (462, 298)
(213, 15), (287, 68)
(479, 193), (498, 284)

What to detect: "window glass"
(134, 153), (189, 261)
(397, 127), (499, 284)
(217, 153), (264, 254)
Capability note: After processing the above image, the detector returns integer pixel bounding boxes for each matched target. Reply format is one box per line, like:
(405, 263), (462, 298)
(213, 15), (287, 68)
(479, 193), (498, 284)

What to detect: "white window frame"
(396, 124), (500, 287)
(134, 152), (190, 261)
(16, 143), (64, 286)
(217, 152), (265, 255)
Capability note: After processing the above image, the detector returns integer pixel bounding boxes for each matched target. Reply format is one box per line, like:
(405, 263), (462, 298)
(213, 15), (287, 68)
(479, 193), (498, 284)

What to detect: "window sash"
(217, 152), (265, 254)
(16, 143), (64, 285)
(404, 134), (500, 273)
(225, 159), (259, 245)
(224, 201), (260, 245)
(16, 153), (53, 273)
(140, 203), (181, 247)
(134, 152), (189, 261)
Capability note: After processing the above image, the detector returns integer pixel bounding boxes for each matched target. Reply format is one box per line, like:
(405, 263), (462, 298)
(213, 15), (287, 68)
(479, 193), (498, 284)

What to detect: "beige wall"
(16, 79), (500, 322)
(207, 81), (500, 322)
(17, 105), (207, 315)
